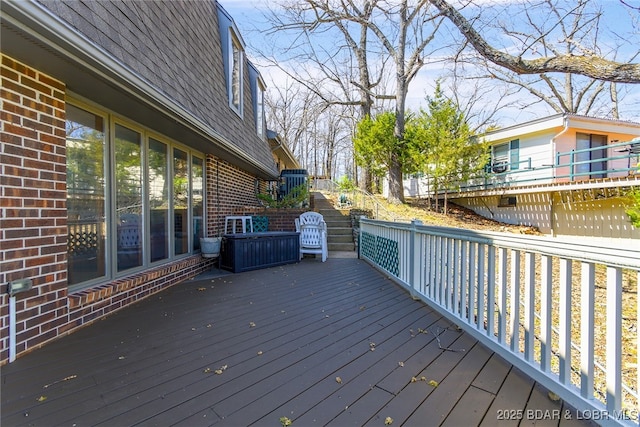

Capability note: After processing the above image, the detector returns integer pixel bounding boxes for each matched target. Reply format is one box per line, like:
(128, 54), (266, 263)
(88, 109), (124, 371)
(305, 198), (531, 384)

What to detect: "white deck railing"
(359, 218), (640, 426)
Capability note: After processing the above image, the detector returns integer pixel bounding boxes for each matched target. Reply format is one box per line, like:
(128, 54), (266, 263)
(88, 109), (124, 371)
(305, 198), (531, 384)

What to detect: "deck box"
(220, 231), (300, 273)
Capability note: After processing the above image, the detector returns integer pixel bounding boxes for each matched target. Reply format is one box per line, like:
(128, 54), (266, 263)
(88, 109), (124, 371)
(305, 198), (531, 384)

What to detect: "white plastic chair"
(295, 212), (328, 262)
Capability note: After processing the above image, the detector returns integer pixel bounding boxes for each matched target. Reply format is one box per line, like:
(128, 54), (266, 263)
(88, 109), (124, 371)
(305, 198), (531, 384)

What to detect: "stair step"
(328, 234), (354, 244)
(329, 242), (355, 251)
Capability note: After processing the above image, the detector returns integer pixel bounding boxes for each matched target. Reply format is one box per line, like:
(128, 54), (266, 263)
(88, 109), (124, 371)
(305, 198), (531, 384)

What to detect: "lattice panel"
(375, 236), (399, 276)
(252, 216), (269, 232)
(68, 231), (99, 256)
(360, 232), (377, 260)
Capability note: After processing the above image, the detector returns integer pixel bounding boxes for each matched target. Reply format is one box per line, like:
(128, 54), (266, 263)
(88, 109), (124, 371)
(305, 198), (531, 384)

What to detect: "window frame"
(228, 30), (244, 116)
(66, 99), (206, 292)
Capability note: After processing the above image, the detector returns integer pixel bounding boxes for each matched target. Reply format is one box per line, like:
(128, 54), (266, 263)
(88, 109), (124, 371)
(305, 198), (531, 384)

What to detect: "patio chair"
(295, 212), (328, 262)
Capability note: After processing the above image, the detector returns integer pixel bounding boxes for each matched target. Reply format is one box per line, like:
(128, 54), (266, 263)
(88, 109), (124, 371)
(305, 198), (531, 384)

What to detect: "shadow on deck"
(1, 257), (592, 426)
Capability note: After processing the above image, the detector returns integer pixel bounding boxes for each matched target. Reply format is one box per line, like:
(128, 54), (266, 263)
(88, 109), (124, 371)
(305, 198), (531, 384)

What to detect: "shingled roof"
(2, 0), (279, 178)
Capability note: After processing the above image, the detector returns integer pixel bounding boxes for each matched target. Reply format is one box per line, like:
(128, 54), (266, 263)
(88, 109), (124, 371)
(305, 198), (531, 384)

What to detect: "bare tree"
(259, 0), (397, 189)
(452, 0), (636, 120)
(429, 0), (640, 84)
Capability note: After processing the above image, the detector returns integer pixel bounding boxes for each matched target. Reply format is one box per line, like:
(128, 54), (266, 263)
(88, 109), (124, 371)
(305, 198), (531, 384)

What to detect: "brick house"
(0, 0), (294, 364)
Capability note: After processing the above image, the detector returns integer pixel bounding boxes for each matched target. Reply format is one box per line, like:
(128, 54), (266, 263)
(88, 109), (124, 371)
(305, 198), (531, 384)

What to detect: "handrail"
(426, 139), (640, 195)
(359, 219), (640, 427)
(314, 179), (404, 222)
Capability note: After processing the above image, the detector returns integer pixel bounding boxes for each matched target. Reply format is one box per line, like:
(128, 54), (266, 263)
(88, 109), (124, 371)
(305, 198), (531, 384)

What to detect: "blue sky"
(220, 0), (640, 127)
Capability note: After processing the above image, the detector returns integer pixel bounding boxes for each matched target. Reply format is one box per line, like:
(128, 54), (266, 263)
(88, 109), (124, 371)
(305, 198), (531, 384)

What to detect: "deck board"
(1, 257), (592, 427)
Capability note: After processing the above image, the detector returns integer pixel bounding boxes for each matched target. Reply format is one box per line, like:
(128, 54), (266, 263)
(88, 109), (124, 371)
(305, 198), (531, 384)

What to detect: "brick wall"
(0, 55), (216, 365)
(0, 54), (68, 362)
(205, 156), (265, 236)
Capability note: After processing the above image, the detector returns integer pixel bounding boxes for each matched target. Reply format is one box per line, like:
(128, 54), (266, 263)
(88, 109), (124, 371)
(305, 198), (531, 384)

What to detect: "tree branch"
(428, 0), (640, 83)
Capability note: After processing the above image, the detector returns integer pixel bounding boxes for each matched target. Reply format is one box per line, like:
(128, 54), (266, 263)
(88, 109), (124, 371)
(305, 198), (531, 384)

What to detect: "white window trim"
(228, 30), (243, 117)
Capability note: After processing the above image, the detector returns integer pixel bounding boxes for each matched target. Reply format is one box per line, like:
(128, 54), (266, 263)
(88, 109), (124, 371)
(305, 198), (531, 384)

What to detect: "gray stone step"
(329, 242), (355, 251)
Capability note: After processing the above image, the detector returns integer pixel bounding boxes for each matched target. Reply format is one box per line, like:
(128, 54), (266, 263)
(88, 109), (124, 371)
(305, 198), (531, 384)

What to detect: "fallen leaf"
(411, 377), (417, 383)
(428, 380), (439, 387)
(207, 324), (212, 328)
(197, 287), (206, 291)
(385, 416), (394, 425)
(420, 376), (427, 381)
(118, 356), (126, 360)
(280, 416), (292, 426)
(249, 322), (256, 328)
(36, 396), (47, 402)
(203, 368), (211, 373)
(548, 391), (560, 401)
(398, 362), (404, 367)
(257, 351), (263, 355)
(335, 376), (342, 384)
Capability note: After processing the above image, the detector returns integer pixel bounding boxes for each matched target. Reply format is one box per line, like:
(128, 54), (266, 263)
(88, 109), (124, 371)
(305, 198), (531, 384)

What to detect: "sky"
(219, 0), (640, 128)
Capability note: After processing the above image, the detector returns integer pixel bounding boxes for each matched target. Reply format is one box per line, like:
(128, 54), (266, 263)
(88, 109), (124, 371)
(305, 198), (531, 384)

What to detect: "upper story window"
(218, 5), (246, 117)
(229, 32), (243, 114)
(249, 62), (266, 138)
(256, 79), (265, 137)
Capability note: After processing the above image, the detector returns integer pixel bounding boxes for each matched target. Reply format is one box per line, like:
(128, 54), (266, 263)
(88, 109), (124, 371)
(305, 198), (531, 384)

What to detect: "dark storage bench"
(220, 231), (300, 273)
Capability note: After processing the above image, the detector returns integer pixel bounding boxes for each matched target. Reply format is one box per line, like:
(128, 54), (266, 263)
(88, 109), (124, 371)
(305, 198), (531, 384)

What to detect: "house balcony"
(452, 139), (640, 199)
(1, 250), (604, 426)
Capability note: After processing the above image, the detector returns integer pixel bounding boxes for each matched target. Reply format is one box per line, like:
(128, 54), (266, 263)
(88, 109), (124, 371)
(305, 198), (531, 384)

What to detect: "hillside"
(358, 195), (542, 235)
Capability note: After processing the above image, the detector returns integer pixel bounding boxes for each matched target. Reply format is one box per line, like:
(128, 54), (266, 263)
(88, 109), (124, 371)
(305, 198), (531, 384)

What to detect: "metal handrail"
(314, 179), (404, 222)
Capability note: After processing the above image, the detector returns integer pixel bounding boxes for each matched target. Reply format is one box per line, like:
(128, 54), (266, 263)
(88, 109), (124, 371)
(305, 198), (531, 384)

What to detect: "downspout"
(549, 115), (571, 237)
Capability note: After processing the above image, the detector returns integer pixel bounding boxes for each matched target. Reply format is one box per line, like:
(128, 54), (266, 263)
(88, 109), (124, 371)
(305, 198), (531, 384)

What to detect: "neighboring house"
(403, 114), (640, 240)
(0, 0), (288, 364)
(268, 129), (299, 172)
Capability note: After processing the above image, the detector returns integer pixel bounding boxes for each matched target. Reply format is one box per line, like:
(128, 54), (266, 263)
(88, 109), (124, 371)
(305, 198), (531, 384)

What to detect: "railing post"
(409, 220), (422, 299)
(570, 149), (575, 181)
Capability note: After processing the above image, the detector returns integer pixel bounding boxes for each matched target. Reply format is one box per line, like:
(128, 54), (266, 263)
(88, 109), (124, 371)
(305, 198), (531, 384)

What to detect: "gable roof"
(1, 0), (278, 179)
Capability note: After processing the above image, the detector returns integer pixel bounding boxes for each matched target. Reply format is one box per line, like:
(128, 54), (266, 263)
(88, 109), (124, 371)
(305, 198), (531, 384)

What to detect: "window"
(173, 148), (189, 255)
(65, 102), (205, 290)
(491, 139), (519, 172)
(192, 156), (204, 251)
(66, 105), (107, 286)
(256, 80), (265, 137)
(229, 32), (243, 114)
(115, 124), (143, 272)
(148, 138), (169, 262)
(249, 63), (266, 138)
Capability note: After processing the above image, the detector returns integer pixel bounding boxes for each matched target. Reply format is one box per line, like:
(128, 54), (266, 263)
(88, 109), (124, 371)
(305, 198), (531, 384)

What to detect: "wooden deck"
(2, 256), (593, 426)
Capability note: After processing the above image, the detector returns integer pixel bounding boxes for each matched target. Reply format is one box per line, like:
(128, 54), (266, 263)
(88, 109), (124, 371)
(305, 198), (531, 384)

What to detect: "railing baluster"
(523, 252), (535, 361)
(498, 247), (508, 343)
(580, 262), (595, 400)
(487, 246), (496, 338)
(509, 249), (521, 353)
(453, 239), (460, 317)
(446, 238), (453, 310)
(607, 266), (622, 413)
(540, 255), (553, 373)
(559, 258), (572, 385)
(460, 241), (468, 321)
(477, 244), (485, 332)
(468, 242), (476, 325)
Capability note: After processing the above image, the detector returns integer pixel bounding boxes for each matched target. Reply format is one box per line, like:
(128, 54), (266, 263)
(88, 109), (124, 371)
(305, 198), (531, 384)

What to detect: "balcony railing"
(448, 139), (640, 194)
(360, 218), (640, 426)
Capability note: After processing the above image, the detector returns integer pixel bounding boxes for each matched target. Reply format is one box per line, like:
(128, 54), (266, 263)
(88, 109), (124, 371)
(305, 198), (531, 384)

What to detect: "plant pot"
(200, 237), (221, 258)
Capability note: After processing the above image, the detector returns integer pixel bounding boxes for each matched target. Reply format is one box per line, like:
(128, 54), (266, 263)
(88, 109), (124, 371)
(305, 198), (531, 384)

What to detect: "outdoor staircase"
(312, 192), (355, 252)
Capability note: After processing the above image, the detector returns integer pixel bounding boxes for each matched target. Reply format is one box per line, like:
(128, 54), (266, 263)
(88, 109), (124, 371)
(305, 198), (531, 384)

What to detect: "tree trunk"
(387, 155), (404, 204)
